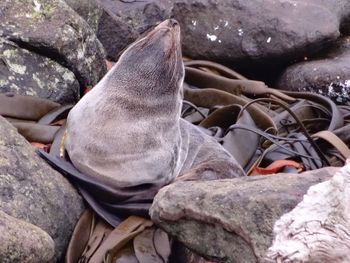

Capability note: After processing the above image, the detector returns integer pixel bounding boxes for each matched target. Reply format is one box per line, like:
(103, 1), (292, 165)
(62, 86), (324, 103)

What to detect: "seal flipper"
(38, 150), (160, 227)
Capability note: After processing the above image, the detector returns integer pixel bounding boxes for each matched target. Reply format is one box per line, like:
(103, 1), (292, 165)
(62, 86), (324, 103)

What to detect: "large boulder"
(0, 38), (80, 104)
(86, 0), (348, 68)
(96, 9), (139, 61)
(63, 0), (139, 60)
(0, 210), (55, 263)
(150, 167), (337, 262)
(0, 116), (85, 261)
(267, 162), (350, 262)
(173, 0), (344, 65)
(0, 0), (107, 89)
(63, 0), (103, 32)
(277, 37), (350, 103)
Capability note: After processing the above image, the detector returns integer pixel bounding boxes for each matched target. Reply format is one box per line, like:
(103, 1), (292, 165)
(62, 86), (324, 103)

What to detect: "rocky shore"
(1, 0), (350, 262)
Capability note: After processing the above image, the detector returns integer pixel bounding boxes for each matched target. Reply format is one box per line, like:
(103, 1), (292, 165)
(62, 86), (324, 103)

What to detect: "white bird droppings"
(206, 34), (218, 41)
(33, 0), (41, 12)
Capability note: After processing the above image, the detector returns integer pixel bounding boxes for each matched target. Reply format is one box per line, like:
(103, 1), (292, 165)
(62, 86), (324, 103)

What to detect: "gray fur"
(65, 19), (244, 189)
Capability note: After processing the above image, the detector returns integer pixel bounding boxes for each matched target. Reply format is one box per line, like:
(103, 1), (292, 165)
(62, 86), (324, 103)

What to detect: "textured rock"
(0, 210), (55, 263)
(267, 161), (350, 262)
(94, 0), (169, 61)
(0, 38), (80, 104)
(0, 116), (85, 261)
(63, 0), (103, 32)
(96, 9), (139, 61)
(277, 37), (350, 103)
(341, 16), (350, 35)
(0, 0), (107, 88)
(174, 0), (341, 64)
(62, 0), (138, 61)
(150, 167), (337, 263)
(95, 0), (348, 67)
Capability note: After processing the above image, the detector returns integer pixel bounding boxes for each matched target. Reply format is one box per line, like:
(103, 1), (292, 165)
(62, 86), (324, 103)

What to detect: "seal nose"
(169, 19), (179, 27)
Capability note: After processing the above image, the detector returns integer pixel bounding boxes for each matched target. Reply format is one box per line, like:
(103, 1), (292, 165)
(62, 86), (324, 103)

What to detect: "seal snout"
(169, 19), (179, 28)
(156, 19), (180, 30)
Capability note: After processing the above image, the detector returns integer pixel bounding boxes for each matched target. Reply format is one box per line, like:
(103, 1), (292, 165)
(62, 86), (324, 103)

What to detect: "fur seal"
(65, 19), (245, 189)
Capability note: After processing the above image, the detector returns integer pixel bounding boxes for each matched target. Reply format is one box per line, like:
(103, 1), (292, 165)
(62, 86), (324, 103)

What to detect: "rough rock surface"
(63, 0), (139, 61)
(96, 9), (139, 61)
(341, 16), (350, 35)
(0, 210), (55, 263)
(0, 0), (107, 88)
(92, 0), (349, 67)
(267, 161), (350, 262)
(277, 37), (350, 103)
(0, 38), (80, 104)
(63, 0), (103, 32)
(0, 116), (85, 261)
(150, 167), (338, 263)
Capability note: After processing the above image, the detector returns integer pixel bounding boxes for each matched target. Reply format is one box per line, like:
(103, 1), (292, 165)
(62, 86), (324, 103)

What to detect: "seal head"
(115, 18), (184, 102)
(65, 19), (185, 188)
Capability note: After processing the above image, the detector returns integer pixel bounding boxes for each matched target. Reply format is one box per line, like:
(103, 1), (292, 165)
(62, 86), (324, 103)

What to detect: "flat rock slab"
(92, 0), (348, 67)
(0, 0), (107, 88)
(277, 37), (350, 103)
(0, 116), (85, 261)
(0, 38), (79, 104)
(150, 167), (338, 263)
(0, 210), (55, 263)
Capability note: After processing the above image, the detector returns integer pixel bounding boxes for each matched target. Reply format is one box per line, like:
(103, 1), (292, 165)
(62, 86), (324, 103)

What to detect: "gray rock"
(94, 0), (348, 66)
(0, 0), (107, 88)
(174, 0), (341, 64)
(150, 167), (337, 263)
(0, 38), (80, 104)
(96, 9), (139, 61)
(333, 0), (350, 35)
(0, 210), (55, 263)
(277, 37), (350, 104)
(89, 0), (175, 61)
(0, 116), (85, 261)
(62, 0), (138, 61)
(341, 14), (350, 35)
(63, 0), (103, 32)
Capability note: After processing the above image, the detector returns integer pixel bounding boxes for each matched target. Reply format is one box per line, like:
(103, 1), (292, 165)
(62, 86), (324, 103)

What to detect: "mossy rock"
(0, 0), (107, 89)
(0, 116), (85, 261)
(0, 38), (79, 104)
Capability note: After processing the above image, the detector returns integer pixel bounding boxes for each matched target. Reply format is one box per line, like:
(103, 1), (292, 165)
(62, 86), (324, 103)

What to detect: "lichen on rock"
(0, 38), (80, 104)
(0, 116), (85, 261)
(0, 0), (107, 89)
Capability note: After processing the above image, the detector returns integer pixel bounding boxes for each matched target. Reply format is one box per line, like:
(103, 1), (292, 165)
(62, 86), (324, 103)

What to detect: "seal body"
(65, 19), (244, 189)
